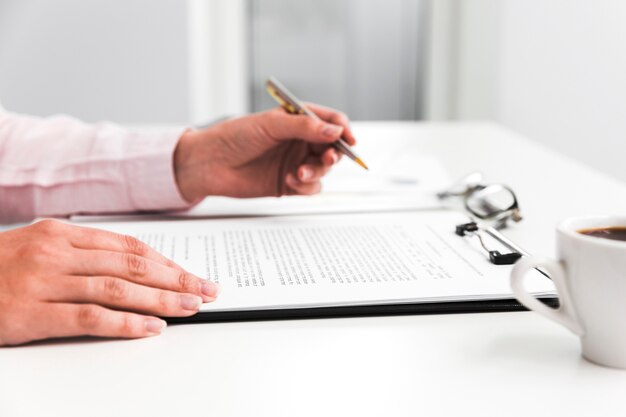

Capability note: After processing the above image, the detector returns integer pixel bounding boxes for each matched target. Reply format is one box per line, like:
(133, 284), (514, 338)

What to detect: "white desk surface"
(2, 122), (626, 417)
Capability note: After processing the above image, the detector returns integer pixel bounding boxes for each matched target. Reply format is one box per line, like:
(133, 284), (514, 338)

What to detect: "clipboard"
(166, 297), (559, 324)
(79, 210), (557, 324)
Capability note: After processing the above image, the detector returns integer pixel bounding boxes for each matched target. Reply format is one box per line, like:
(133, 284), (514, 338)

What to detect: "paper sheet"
(83, 210), (555, 313)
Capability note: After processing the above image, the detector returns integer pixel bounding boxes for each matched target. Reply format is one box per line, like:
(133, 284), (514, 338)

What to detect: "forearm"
(0, 112), (192, 223)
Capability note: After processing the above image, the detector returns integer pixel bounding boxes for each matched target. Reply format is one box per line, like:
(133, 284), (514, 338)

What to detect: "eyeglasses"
(437, 172), (522, 229)
(438, 172), (524, 265)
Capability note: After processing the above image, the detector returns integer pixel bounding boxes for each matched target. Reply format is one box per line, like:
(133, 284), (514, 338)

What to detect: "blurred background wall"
(249, 0), (426, 120)
(451, 0), (626, 183)
(0, 0), (189, 123)
(0, 0), (624, 181)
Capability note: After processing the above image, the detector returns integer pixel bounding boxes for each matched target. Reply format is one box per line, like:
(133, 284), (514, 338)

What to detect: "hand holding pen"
(266, 76), (369, 170)
(174, 94), (356, 200)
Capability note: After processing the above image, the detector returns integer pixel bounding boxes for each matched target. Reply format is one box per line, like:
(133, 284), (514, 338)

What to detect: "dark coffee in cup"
(578, 227), (626, 242)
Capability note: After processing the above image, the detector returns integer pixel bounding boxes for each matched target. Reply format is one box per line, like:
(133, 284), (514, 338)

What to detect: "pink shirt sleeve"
(0, 111), (193, 224)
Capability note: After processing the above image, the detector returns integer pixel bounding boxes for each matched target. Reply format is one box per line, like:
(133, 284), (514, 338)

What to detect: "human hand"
(173, 104), (357, 202)
(0, 220), (218, 346)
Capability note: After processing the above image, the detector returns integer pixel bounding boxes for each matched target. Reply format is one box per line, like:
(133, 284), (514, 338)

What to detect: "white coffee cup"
(511, 216), (626, 369)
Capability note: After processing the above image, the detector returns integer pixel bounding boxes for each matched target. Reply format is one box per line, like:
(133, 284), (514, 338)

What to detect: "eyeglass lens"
(465, 184), (516, 219)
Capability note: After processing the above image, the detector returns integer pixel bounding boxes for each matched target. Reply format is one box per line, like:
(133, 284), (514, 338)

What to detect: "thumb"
(263, 111), (344, 144)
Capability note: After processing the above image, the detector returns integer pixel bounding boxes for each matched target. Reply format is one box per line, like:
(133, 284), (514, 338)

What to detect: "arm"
(0, 112), (191, 223)
(0, 105), (355, 224)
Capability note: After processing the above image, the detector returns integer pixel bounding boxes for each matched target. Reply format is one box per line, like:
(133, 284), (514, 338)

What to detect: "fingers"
(305, 103), (356, 146)
(261, 110), (344, 144)
(45, 276), (205, 317)
(63, 224), (218, 302)
(71, 249), (219, 302)
(67, 224), (183, 271)
(296, 160), (333, 184)
(321, 147), (342, 166)
(285, 173), (322, 196)
(39, 302), (168, 340)
(286, 150), (342, 195)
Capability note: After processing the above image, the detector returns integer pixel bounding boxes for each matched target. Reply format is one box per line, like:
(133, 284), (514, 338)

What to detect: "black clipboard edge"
(165, 297), (559, 325)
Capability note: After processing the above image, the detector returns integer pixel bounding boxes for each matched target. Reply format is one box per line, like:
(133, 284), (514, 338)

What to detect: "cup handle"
(511, 256), (584, 335)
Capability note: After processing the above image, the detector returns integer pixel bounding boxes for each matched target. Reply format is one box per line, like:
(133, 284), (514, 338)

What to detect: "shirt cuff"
(123, 127), (194, 211)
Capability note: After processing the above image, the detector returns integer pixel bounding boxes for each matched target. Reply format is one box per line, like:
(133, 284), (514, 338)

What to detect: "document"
(83, 210), (555, 313)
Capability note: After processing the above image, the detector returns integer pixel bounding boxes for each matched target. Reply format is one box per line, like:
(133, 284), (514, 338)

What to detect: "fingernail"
(300, 167), (312, 180)
(180, 294), (202, 311)
(145, 318), (167, 334)
(322, 124), (342, 137)
(201, 280), (219, 298)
